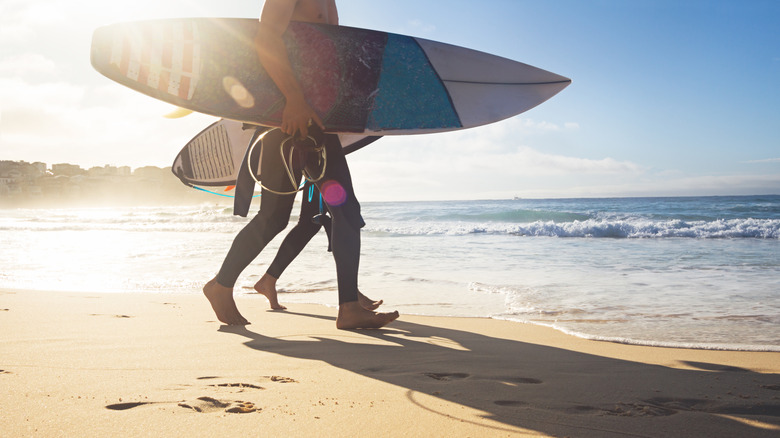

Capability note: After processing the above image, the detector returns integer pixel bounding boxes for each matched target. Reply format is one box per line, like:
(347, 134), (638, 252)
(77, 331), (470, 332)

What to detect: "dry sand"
(1, 289), (778, 437)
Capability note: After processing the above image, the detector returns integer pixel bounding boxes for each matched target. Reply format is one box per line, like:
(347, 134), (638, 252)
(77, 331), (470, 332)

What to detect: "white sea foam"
(365, 218), (780, 238)
(541, 325), (780, 352)
(488, 317), (780, 352)
(2, 196), (778, 351)
(4, 202), (779, 238)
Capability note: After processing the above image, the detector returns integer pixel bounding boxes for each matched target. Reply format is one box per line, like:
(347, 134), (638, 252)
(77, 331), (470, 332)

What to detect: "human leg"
(314, 135), (398, 328)
(204, 129), (300, 324)
(256, 182), (384, 310)
(265, 182), (322, 279)
(256, 182), (322, 309)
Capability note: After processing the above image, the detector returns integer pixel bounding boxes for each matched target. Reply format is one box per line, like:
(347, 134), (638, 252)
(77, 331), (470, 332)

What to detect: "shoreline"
(3, 199), (778, 355)
(515, 320), (780, 354)
(6, 287), (779, 353)
(2, 288), (778, 436)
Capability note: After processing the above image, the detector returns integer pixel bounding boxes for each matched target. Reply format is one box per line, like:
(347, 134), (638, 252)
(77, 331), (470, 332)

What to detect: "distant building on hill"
(1, 160), (217, 207)
(52, 163), (85, 177)
(133, 166), (168, 180)
(87, 165), (132, 177)
(1, 160), (46, 177)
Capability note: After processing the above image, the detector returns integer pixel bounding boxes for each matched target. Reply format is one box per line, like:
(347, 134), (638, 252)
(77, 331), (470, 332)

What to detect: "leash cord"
(246, 129), (327, 196)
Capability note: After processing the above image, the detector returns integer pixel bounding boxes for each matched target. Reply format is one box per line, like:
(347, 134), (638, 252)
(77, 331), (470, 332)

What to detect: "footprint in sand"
(197, 375), (297, 384)
(178, 397), (258, 414)
(89, 314), (133, 318)
(106, 376), (297, 413)
(210, 383), (264, 390)
(507, 377), (543, 384)
(550, 402), (678, 417)
(268, 375), (297, 383)
(423, 372), (470, 381)
(644, 397), (780, 417)
(106, 401), (160, 411)
(602, 402), (678, 417)
(106, 398), (258, 414)
(494, 400), (527, 407)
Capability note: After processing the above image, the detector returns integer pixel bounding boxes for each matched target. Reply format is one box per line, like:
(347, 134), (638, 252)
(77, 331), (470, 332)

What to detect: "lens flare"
(320, 180), (347, 206)
(222, 76), (255, 108)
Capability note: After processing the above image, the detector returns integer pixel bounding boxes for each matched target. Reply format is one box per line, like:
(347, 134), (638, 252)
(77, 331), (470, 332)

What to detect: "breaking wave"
(3, 204), (779, 238)
(366, 218), (780, 238)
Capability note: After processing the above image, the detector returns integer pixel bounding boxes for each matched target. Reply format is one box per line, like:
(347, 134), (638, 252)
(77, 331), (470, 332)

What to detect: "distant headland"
(0, 160), (229, 208)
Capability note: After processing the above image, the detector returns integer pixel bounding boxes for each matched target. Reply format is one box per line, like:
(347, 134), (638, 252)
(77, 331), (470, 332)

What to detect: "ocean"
(1, 195), (778, 351)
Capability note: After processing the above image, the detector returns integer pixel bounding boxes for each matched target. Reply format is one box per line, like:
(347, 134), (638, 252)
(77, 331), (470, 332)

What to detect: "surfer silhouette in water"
(204, 0), (399, 329)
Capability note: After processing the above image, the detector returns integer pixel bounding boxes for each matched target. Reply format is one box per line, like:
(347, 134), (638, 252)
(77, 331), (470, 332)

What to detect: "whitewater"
(1, 195), (778, 351)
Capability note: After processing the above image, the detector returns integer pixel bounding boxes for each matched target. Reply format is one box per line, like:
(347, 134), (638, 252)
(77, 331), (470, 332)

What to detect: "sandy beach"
(1, 289), (778, 437)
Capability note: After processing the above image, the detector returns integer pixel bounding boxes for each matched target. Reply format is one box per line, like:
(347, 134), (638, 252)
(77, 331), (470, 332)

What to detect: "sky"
(1, 0), (778, 201)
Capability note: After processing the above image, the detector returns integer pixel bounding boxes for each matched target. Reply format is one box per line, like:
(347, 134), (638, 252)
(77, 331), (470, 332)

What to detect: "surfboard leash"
(189, 185), (260, 198)
(282, 134), (327, 187)
(247, 128), (327, 196)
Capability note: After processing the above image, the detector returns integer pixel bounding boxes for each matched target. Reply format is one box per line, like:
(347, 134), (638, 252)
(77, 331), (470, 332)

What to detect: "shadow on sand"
(219, 311), (780, 437)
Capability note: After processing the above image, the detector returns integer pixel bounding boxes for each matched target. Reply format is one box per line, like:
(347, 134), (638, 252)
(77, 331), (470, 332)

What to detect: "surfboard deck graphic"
(172, 119), (379, 187)
(91, 18), (570, 135)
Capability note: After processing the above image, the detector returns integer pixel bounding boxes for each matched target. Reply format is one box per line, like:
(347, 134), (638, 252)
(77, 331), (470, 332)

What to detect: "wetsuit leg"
(266, 181), (323, 279)
(311, 134), (365, 304)
(215, 130), (301, 288)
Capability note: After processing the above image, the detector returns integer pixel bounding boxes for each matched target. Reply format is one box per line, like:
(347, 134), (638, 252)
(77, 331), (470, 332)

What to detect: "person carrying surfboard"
(203, 0), (399, 329)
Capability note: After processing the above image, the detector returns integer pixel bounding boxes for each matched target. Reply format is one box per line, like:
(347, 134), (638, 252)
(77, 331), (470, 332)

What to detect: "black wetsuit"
(215, 128), (364, 304)
(265, 180), (328, 279)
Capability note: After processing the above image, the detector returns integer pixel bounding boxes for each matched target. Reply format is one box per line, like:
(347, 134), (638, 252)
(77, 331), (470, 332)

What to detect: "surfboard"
(91, 18), (570, 135)
(172, 119), (380, 187)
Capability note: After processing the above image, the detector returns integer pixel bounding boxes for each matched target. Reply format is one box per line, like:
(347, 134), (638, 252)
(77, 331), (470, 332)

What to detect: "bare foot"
(336, 301), (399, 330)
(203, 278), (249, 325)
(358, 291), (383, 311)
(253, 274), (287, 310)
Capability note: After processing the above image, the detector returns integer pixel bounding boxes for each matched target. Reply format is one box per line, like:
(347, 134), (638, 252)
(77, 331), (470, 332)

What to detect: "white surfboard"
(172, 119), (380, 187)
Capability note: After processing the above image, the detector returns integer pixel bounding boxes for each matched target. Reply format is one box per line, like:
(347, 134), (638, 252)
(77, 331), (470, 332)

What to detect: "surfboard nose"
(414, 38), (571, 130)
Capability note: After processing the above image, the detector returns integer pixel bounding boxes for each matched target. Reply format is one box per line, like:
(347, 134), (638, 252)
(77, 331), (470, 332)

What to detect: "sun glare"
(74, 0), (216, 27)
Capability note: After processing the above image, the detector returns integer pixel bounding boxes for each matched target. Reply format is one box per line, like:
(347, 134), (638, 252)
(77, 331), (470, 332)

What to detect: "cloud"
(349, 134), (643, 201)
(0, 1), (36, 42)
(368, 116), (582, 157)
(506, 147), (641, 175)
(743, 158), (780, 164)
(342, 112), (628, 200)
(0, 77), (84, 113)
(0, 1), (63, 31)
(518, 119), (563, 131)
(662, 174), (780, 194)
(0, 73), (216, 169)
(542, 173), (780, 199)
(0, 54), (59, 79)
(402, 19), (437, 36)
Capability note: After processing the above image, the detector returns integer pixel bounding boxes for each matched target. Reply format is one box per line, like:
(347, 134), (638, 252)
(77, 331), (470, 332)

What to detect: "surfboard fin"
(164, 107), (194, 119)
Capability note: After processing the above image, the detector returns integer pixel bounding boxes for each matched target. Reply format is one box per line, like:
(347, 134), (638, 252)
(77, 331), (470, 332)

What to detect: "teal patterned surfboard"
(91, 18), (570, 134)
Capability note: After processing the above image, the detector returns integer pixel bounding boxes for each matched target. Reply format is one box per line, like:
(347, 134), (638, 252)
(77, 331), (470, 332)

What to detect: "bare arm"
(327, 0), (339, 25)
(255, 0), (330, 137)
